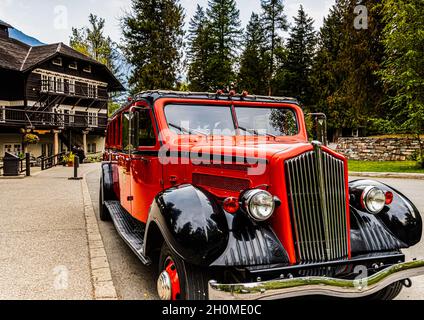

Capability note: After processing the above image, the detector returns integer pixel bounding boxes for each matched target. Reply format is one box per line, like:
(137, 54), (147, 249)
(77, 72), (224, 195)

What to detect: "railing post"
(25, 153), (31, 177)
(41, 157), (45, 171)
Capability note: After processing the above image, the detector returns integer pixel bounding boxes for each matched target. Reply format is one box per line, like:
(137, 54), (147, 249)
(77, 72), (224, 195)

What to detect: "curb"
(81, 171), (118, 300)
(0, 175), (26, 179)
(350, 172), (424, 180)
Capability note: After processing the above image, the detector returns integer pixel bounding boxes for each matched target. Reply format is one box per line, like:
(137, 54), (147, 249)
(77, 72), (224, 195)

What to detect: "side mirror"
(307, 113), (328, 146)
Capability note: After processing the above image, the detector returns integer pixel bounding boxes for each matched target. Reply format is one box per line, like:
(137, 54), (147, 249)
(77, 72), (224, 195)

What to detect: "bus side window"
(134, 110), (156, 147)
(122, 112), (132, 152)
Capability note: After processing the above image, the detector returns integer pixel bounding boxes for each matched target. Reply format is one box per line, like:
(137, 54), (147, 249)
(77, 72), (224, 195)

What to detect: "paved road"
(86, 168), (424, 300)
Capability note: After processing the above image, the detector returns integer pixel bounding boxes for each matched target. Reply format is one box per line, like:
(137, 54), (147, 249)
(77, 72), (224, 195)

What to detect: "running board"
(104, 201), (151, 265)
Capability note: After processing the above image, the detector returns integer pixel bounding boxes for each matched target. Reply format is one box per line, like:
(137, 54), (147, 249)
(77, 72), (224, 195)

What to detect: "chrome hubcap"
(157, 270), (172, 300)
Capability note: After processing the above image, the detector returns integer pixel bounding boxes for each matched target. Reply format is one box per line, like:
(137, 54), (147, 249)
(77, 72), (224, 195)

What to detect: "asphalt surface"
(349, 177), (424, 300)
(86, 168), (424, 300)
(86, 167), (158, 300)
(0, 164), (98, 300)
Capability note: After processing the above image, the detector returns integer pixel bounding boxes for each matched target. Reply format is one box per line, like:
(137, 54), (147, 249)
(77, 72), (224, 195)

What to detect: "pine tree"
(311, 0), (385, 139)
(238, 13), (269, 95)
(260, 0), (288, 95)
(187, 5), (213, 91)
(121, 0), (185, 92)
(310, 2), (346, 136)
(379, 0), (424, 166)
(70, 14), (125, 106)
(279, 5), (316, 104)
(206, 0), (242, 90)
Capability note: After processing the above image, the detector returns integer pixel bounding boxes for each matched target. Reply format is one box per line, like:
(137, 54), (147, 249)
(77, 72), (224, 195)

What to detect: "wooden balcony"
(27, 79), (109, 101)
(0, 108), (108, 130)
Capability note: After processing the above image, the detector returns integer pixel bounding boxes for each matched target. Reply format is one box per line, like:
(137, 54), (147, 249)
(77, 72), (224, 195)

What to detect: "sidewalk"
(0, 163), (111, 300)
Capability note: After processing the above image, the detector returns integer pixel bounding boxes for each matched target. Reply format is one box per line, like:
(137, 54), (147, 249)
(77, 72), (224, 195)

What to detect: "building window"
(87, 143), (97, 153)
(48, 76), (55, 92)
(41, 74), (49, 92)
(0, 106), (5, 123)
(69, 110), (75, 123)
(63, 109), (75, 125)
(52, 57), (62, 66)
(69, 61), (78, 70)
(56, 77), (64, 93)
(87, 112), (98, 127)
(4, 143), (22, 156)
(88, 84), (97, 98)
(83, 65), (91, 73)
(69, 79), (76, 95)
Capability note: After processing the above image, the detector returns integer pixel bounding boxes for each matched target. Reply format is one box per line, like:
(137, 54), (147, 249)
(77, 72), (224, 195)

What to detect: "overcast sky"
(0, 0), (335, 44)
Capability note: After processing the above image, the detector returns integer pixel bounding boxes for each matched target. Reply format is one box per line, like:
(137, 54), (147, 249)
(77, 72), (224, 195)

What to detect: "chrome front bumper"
(208, 260), (424, 300)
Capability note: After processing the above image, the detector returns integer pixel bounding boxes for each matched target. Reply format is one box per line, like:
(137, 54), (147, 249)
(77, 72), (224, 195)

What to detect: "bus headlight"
(361, 186), (386, 214)
(242, 189), (276, 222)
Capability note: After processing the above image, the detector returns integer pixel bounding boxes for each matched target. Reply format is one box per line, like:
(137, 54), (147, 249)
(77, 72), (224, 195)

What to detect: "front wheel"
(99, 176), (111, 221)
(365, 281), (403, 300)
(157, 243), (209, 300)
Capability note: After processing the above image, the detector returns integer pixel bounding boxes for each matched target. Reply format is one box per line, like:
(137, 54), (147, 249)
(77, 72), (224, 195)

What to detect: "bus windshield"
(164, 104), (298, 137)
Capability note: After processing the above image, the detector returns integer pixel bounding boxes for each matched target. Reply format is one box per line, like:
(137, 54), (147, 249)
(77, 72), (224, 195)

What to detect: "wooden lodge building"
(0, 20), (124, 159)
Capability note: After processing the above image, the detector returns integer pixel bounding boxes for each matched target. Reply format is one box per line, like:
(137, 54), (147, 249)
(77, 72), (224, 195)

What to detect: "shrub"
(23, 133), (40, 144)
(85, 154), (102, 163)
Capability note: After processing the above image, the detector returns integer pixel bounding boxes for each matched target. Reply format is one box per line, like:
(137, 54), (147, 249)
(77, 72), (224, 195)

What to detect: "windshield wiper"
(238, 126), (258, 135)
(169, 123), (208, 137)
(237, 126), (277, 139)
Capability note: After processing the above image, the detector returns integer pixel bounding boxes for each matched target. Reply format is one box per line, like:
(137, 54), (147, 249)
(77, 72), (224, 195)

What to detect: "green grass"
(348, 161), (424, 174)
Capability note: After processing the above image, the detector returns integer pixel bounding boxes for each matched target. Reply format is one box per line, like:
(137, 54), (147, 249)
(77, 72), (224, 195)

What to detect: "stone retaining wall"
(335, 137), (422, 161)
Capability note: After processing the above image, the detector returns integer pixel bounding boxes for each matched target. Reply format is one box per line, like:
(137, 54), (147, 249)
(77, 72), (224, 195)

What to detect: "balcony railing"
(28, 79), (109, 101)
(0, 108), (108, 129)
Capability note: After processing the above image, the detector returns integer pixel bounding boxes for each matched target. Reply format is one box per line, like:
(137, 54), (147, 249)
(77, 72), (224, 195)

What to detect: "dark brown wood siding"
(37, 57), (110, 84)
(0, 69), (25, 101)
(26, 72), (41, 101)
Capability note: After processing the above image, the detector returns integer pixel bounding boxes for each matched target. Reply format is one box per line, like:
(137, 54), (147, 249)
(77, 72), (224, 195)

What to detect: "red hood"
(168, 136), (313, 162)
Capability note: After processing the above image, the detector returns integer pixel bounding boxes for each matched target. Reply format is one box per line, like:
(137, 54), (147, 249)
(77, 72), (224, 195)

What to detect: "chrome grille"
(285, 144), (349, 263)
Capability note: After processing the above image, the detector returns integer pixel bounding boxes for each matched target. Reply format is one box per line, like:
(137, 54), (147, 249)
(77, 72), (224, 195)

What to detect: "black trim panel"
(144, 184), (229, 266)
(211, 213), (289, 267)
(244, 252), (405, 281)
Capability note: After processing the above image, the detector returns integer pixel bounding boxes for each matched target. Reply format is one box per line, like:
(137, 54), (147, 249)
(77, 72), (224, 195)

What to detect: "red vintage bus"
(100, 90), (423, 300)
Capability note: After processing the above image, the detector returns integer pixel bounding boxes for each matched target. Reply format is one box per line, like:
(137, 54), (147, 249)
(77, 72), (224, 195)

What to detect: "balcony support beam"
(53, 130), (61, 163)
(82, 130), (89, 156)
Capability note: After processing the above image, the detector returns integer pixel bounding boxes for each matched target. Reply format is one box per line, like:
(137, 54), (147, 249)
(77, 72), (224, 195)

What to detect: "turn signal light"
(385, 191), (394, 205)
(223, 197), (240, 214)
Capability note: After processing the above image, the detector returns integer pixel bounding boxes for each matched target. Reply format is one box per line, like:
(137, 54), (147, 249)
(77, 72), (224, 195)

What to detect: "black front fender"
(144, 184), (229, 266)
(349, 179), (422, 254)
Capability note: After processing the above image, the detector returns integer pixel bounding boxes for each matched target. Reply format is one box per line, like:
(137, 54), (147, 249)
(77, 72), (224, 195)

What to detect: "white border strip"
(33, 68), (108, 87)
(81, 171), (118, 300)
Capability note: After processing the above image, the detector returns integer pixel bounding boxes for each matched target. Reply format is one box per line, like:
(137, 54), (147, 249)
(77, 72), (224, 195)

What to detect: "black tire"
(365, 281), (403, 300)
(99, 175), (111, 221)
(158, 242), (209, 300)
